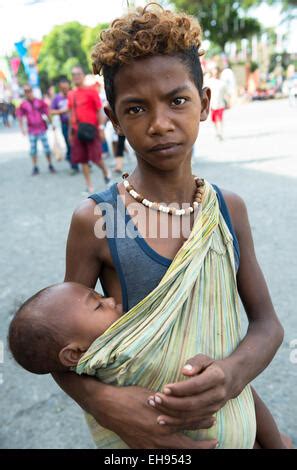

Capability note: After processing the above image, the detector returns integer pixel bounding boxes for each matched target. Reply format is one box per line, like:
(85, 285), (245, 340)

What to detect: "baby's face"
(49, 283), (123, 370)
(69, 285), (123, 348)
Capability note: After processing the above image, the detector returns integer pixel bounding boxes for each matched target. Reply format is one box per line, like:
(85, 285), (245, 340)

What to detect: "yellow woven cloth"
(76, 180), (256, 449)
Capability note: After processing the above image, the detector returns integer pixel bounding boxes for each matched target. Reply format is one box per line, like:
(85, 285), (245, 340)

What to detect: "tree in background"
(271, 0), (297, 7)
(37, 21), (109, 90)
(171, 0), (261, 49)
(82, 23), (109, 70)
(38, 21), (89, 89)
(267, 0), (297, 20)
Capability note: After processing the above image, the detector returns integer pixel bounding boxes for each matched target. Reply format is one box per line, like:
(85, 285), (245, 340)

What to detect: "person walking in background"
(50, 78), (79, 174)
(286, 64), (297, 107)
(0, 101), (10, 127)
(17, 85), (56, 175)
(221, 63), (237, 107)
(44, 85), (56, 108)
(68, 66), (111, 193)
(206, 67), (229, 141)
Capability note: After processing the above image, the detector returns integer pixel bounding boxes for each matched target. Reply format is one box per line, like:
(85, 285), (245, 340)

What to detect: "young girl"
(52, 4), (286, 448)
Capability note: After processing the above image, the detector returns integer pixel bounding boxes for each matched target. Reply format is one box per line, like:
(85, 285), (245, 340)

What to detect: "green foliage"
(16, 62), (28, 86)
(267, 0), (297, 6)
(82, 23), (109, 69)
(36, 21), (110, 90)
(38, 21), (89, 89)
(266, 0), (297, 19)
(171, 0), (262, 48)
(250, 60), (259, 72)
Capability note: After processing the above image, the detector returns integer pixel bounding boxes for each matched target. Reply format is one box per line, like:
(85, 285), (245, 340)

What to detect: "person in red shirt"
(68, 66), (111, 193)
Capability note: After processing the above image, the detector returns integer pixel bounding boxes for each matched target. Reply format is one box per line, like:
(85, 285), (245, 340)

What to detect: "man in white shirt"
(206, 67), (229, 141)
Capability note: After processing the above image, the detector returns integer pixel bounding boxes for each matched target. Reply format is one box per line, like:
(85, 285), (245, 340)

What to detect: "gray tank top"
(89, 183), (240, 312)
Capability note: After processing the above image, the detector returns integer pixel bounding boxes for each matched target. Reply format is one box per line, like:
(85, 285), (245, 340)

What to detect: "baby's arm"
(252, 387), (286, 449)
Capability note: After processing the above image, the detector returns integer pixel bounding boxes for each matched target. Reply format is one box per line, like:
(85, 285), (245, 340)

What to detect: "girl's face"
(108, 55), (210, 172)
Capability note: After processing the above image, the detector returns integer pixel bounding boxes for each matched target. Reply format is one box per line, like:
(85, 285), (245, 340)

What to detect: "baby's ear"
(59, 344), (86, 368)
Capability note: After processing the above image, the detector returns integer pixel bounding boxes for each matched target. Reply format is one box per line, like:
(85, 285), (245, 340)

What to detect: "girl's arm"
(223, 191), (284, 397)
(252, 387), (286, 449)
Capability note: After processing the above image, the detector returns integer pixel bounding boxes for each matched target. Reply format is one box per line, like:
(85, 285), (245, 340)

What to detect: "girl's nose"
(148, 108), (175, 136)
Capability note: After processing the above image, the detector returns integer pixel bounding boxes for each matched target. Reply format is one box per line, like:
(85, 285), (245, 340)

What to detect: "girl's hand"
(148, 354), (234, 430)
(93, 384), (218, 449)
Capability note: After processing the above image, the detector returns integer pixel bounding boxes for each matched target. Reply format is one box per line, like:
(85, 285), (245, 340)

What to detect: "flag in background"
(10, 57), (21, 75)
(29, 41), (42, 64)
(0, 57), (12, 82)
(14, 39), (40, 90)
(14, 40), (27, 60)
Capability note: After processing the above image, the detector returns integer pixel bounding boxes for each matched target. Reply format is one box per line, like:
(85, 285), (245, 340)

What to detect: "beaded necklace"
(122, 172), (205, 216)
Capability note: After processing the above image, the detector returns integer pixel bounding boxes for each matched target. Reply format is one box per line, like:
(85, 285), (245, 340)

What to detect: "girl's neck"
(129, 161), (197, 206)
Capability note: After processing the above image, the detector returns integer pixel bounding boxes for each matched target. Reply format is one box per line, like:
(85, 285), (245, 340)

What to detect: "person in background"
(0, 101), (10, 127)
(286, 64), (297, 107)
(17, 85), (56, 175)
(84, 74), (110, 161)
(221, 63), (237, 107)
(113, 134), (126, 174)
(68, 66), (111, 193)
(8, 100), (16, 123)
(206, 67), (229, 141)
(50, 78), (79, 174)
(44, 85), (56, 108)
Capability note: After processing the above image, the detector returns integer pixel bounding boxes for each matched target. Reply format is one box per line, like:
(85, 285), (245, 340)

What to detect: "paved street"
(0, 98), (296, 448)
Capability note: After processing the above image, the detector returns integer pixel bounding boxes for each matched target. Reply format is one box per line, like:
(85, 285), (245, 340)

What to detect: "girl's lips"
(149, 142), (180, 151)
(149, 143), (181, 155)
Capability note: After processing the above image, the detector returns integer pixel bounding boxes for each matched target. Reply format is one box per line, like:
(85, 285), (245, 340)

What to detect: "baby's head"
(8, 282), (122, 374)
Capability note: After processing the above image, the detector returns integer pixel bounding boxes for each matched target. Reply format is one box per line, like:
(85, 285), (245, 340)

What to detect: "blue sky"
(0, 0), (295, 55)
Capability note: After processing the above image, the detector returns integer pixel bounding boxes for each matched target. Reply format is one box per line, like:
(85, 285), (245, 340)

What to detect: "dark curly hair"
(92, 3), (204, 111)
(8, 287), (67, 374)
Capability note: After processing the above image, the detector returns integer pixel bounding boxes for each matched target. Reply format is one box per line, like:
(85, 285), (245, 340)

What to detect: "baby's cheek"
(102, 311), (120, 332)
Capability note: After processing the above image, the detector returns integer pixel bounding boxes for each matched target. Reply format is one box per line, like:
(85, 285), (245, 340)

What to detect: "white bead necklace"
(122, 173), (205, 216)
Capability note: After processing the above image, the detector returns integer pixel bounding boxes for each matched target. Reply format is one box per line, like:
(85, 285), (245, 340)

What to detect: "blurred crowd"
(1, 57), (296, 192)
(4, 66), (134, 193)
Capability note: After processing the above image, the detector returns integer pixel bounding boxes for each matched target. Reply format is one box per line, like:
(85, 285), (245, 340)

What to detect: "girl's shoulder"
(215, 187), (248, 240)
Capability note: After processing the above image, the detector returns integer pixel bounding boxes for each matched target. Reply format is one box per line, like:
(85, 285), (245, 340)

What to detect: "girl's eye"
(127, 106), (144, 115)
(95, 302), (102, 310)
(172, 97), (187, 106)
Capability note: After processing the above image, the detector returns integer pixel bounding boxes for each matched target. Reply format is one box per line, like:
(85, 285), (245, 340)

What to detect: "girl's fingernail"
(163, 387), (171, 395)
(148, 399), (155, 407)
(157, 419), (166, 425)
(154, 396), (162, 404)
(183, 364), (193, 371)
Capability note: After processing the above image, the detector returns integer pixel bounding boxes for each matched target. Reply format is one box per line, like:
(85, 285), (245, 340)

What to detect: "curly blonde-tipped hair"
(92, 2), (204, 110)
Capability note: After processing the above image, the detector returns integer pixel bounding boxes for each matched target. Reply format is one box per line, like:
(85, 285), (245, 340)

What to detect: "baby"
(8, 282), (289, 448)
(8, 282), (122, 374)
